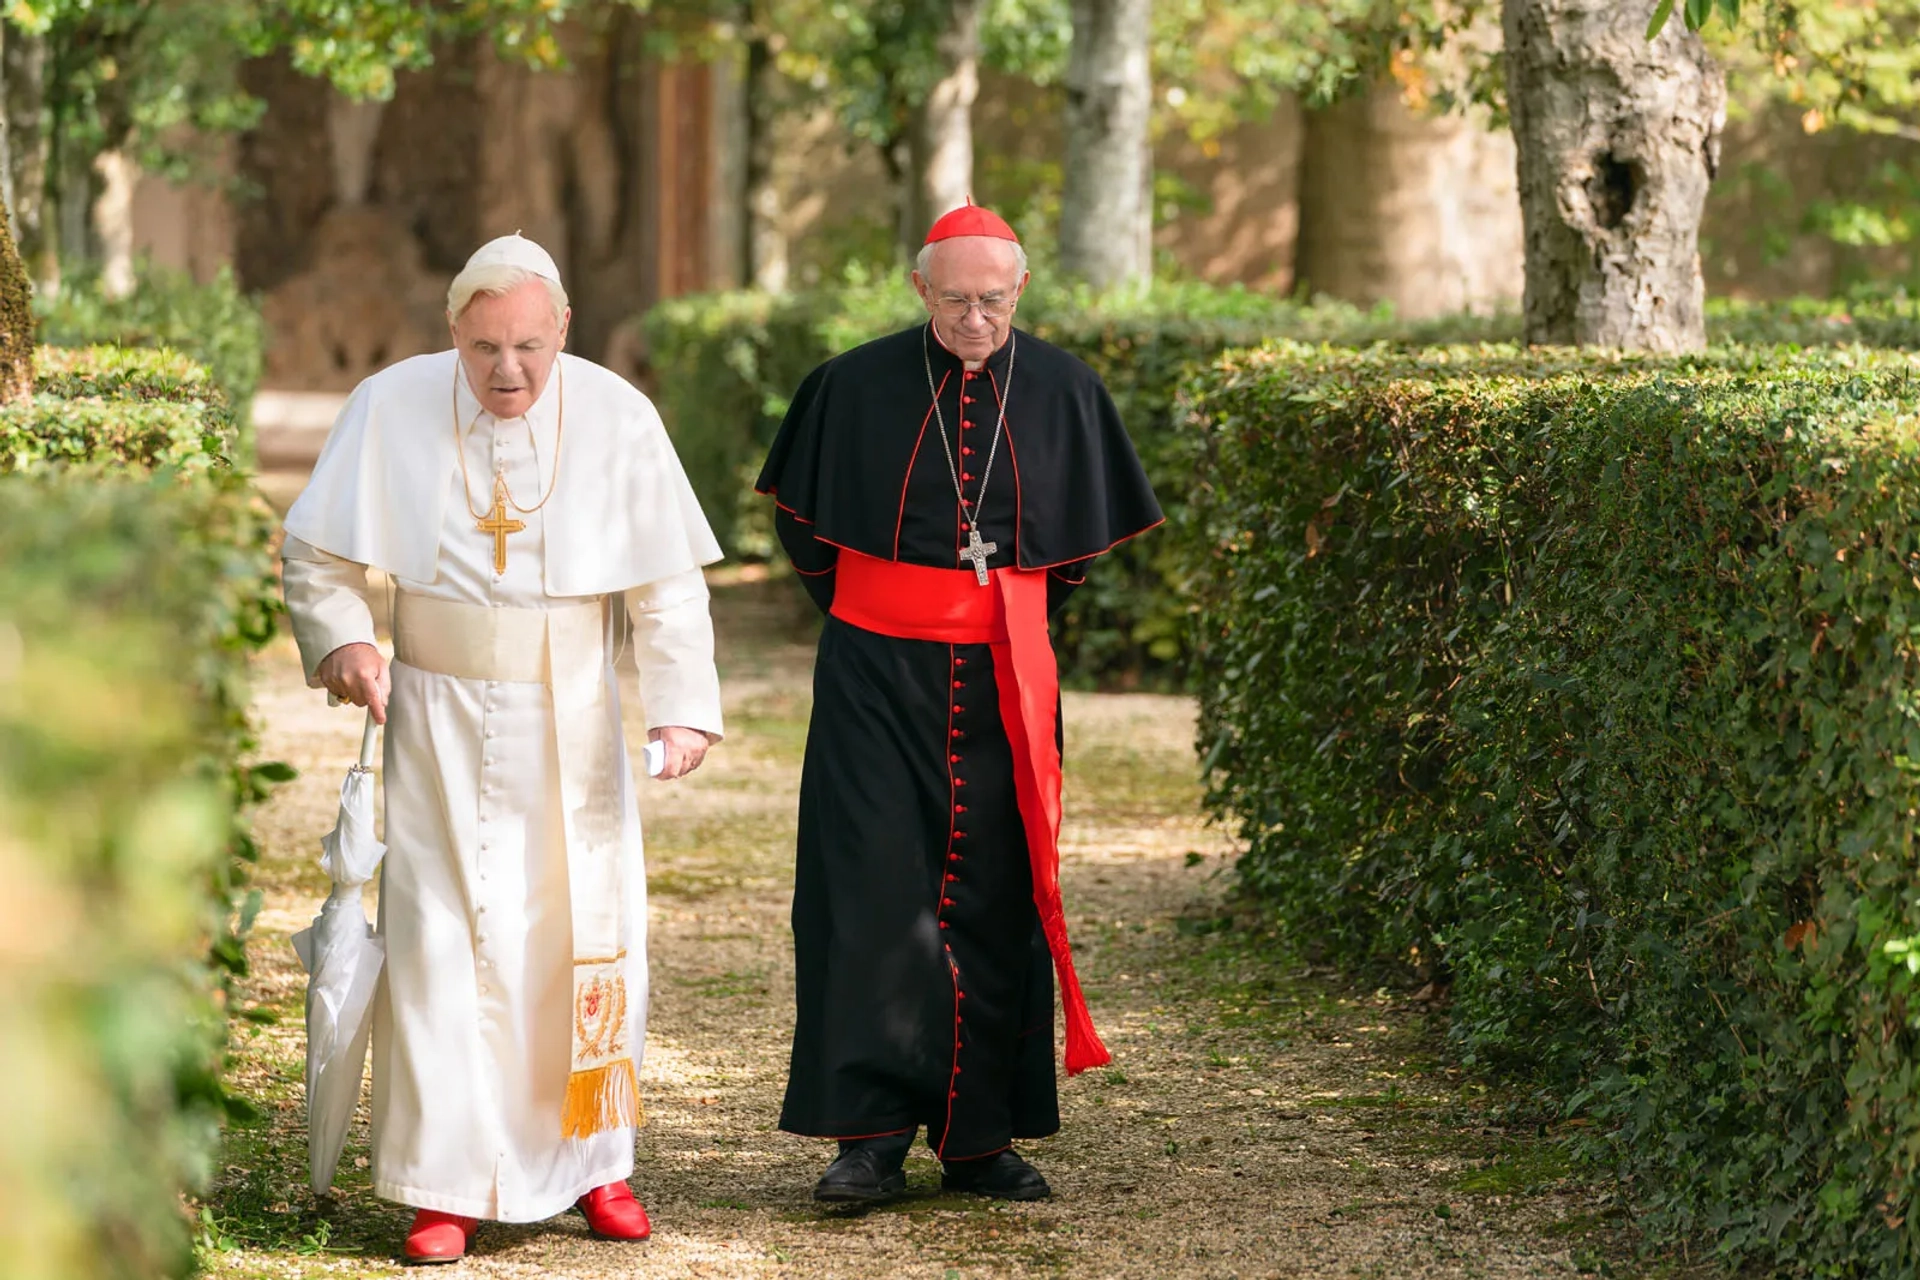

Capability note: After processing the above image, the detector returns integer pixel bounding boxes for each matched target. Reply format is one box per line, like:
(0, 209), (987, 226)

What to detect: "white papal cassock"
(281, 350), (723, 1222)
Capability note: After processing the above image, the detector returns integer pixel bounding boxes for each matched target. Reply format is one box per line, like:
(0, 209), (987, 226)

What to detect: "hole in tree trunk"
(1588, 153), (1640, 230)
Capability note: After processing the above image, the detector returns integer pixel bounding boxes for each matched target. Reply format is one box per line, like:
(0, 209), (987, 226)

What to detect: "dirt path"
(200, 570), (1671, 1280)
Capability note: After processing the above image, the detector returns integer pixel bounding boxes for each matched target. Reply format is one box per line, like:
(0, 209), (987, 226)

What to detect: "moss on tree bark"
(0, 189), (33, 405)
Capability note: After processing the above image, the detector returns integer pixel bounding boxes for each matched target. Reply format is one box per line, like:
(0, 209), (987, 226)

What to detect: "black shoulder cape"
(755, 323), (1163, 569)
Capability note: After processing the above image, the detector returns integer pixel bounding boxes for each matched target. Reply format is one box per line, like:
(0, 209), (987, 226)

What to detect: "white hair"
(915, 238), (1029, 280)
(447, 263), (569, 324)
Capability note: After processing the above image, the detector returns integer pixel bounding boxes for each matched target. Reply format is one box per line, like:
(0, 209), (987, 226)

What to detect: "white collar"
(453, 353), (564, 436)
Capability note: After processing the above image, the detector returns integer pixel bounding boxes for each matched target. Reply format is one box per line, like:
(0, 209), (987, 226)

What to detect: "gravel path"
(200, 569), (1667, 1280)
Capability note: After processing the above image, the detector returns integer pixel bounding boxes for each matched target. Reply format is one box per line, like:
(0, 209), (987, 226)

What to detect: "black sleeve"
(777, 507), (838, 614)
(1047, 557), (1094, 616)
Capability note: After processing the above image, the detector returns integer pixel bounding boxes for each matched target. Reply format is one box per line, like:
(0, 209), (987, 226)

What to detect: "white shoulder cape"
(284, 351), (722, 596)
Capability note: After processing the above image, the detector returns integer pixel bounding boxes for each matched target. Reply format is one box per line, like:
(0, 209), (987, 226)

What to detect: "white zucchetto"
(464, 232), (563, 286)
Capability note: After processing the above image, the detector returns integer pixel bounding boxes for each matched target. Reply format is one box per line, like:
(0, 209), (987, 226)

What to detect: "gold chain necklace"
(452, 357), (567, 518)
(452, 359), (566, 574)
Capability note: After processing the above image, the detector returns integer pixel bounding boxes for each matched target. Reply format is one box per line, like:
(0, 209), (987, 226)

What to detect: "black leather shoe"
(940, 1149), (1051, 1201)
(813, 1148), (907, 1203)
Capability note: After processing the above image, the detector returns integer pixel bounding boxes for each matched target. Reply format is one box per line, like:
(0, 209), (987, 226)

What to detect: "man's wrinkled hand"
(649, 726), (711, 781)
(317, 642), (391, 724)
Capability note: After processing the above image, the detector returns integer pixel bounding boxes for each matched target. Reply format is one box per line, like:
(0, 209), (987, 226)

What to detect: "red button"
(954, 830), (968, 840)
(954, 657), (967, 666)
(951, 1090), (960, 1099)
(954, 804), (967, 814)
(942, 897), (955, 907)
(963, 370), (975, 380)
(953, 681), (963, 689)
(954, 778), (967, 787)
(950, 754), (961, 763)
(951, 729), (962, 739)
(962, 395), (975, 404)
(946, 873), (958, 883)
(962, 446), (974, 456)
(940, 921), (950, 929)
(957, 992), (966, 1000)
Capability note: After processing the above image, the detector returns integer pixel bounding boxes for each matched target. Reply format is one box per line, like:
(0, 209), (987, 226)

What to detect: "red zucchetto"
(924, 200), (1020, 245)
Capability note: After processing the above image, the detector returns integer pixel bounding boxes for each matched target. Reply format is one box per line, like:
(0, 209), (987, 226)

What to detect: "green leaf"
(249, 759), (298, 783)
(1646, 0), (1675, 39)
(1684, 0), (1713, 30)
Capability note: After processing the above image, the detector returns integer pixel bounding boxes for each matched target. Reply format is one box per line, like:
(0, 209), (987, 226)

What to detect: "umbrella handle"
(356, 710), (380, 771)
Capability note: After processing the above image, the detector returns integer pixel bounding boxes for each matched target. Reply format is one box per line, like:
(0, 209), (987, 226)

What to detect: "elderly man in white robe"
(280, 234), (724, 1264)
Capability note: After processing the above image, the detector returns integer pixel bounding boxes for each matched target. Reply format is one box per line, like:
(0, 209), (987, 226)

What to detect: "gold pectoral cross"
(476, 474), (526, 574)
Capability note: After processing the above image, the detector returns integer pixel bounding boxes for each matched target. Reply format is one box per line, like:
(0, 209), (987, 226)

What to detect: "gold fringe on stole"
(560, 1059), (645, 1139)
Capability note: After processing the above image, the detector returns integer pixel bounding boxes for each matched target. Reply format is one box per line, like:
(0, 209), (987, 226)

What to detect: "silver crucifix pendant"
(959, 527), (997, 586)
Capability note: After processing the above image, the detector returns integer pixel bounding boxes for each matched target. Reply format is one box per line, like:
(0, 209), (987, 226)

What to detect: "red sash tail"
(992, 570), (1112, 1074)
(832, 551), (1112, 1076)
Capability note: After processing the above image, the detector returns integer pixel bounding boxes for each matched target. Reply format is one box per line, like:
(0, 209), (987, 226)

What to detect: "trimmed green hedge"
(1182, 340), (1920, 1274)
(2, 348), (238, 474)
(0, 347), (280, 1280)
(35, 267), (267, 431)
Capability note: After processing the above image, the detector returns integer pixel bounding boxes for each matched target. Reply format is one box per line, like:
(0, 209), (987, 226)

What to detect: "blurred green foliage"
(0, 345), (283, 1280)
(34, 269), (266, 435)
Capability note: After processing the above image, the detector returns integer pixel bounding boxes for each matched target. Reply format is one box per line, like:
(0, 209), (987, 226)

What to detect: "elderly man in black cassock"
(755, 203), (1163, 1203)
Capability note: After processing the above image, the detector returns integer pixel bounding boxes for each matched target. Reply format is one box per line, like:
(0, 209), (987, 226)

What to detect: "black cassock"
(756, 322), (1161, 1159)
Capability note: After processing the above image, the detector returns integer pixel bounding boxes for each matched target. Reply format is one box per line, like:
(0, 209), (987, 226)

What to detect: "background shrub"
(637, 276), (1510, 685)
(1180, 340), (1920, 1275)
(34, 267), (267, 431)
(637, 279), (1920, 688)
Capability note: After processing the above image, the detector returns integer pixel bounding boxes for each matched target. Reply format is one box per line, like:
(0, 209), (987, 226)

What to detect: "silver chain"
(921, 323), (1015, 551)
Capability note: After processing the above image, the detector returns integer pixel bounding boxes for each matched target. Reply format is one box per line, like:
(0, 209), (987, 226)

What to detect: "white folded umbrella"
(290, 712), (387, 1195)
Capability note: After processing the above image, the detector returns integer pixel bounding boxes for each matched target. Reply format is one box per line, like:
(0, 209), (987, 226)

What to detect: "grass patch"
(1452, 1140), (1575, 1196)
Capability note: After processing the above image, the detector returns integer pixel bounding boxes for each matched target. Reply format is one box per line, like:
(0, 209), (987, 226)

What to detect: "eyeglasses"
(932, 293), (1016, 321)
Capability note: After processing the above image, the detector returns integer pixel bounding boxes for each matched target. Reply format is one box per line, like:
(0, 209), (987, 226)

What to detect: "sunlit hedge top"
(1, 346), (238, 474)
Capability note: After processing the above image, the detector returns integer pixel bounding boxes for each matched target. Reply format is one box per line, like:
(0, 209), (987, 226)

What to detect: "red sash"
(831, 550), (1111, 1075)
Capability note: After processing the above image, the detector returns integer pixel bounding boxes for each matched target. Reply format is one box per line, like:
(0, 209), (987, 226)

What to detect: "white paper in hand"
(643, 739), (666, 777)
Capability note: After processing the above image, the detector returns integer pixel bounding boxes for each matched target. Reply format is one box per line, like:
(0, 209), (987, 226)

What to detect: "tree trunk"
(0, 188), (34, 405)
(1502, 0), (1725, 350)
(91, 148), (137, 300)
(903, 0), (986, 253)
(742, 17), (787, 291)
(1296, 82), (1523, 319)
(1059, 0), (1153, 288)
(6, 29), (52, 295)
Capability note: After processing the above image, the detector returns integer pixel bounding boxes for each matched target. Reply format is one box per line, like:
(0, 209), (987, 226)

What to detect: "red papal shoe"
(403, 1209), (478, 1265)
(576, 1180), (652, 1241)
